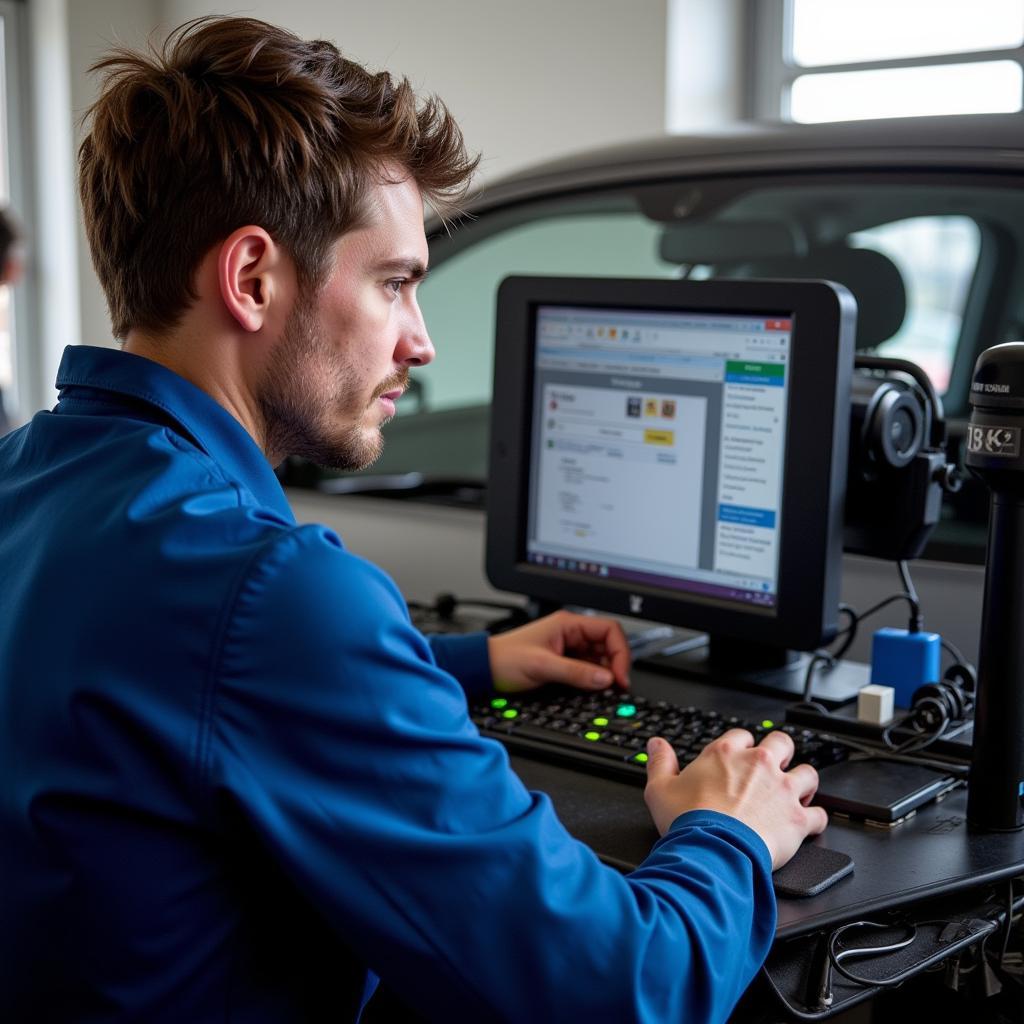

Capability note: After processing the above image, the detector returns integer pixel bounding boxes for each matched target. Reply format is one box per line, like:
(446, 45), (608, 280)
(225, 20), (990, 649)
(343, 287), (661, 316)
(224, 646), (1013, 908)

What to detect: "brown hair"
(79, 16), (478, 339)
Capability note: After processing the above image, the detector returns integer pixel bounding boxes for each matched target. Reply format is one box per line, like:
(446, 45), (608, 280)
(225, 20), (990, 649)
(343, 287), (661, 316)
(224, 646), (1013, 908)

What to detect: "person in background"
(0, 17), (826, 1022)
(0, 207), (22, 435)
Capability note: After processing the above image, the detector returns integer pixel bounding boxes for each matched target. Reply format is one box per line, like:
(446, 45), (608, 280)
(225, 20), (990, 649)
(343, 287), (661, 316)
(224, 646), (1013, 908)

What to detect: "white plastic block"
(858, 684), (895, 725)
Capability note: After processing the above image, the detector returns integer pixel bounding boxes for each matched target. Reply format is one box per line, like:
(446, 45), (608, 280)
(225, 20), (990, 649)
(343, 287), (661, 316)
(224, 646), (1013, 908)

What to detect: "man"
(0, 17), (826, 1022)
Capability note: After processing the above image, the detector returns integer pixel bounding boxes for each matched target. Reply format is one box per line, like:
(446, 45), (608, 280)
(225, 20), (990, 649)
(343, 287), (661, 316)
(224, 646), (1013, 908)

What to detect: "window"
(752, 0), (1024, 123)
(416, 206), (679, 412)
(285, 165), (1020, 566)
(301, 174), (1001, 491)
(849, 217), (981, 393)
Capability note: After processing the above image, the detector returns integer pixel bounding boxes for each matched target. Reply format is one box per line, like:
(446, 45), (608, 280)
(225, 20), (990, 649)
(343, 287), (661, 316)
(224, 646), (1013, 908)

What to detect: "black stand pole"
(967, 495), (1024, 830)
(963, 341), (1024, 831)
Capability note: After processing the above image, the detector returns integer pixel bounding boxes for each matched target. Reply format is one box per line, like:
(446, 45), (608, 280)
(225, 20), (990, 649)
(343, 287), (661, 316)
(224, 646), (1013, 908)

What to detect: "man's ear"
(217, 226), (286, 333)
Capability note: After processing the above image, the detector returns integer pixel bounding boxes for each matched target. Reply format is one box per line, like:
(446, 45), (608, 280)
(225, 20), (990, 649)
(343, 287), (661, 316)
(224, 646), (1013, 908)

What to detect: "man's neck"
(123, 332), (272, 461)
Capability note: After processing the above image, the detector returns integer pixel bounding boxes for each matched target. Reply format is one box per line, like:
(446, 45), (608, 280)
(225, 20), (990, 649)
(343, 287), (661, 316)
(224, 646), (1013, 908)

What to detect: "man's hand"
(487, 610), (631, 695)
(644, 729), (828, 870)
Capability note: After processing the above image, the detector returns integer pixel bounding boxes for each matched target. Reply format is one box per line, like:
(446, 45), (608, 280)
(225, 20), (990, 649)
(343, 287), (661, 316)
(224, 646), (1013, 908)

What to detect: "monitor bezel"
(486, 275), (855, 652)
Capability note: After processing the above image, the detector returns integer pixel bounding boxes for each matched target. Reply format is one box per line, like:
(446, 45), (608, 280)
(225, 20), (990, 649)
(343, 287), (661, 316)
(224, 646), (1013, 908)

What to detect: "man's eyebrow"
(373, 258), (429, 279)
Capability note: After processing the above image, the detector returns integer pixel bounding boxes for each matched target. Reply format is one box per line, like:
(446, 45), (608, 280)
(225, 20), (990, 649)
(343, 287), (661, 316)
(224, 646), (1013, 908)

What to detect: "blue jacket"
(0, 345), (776, 1023)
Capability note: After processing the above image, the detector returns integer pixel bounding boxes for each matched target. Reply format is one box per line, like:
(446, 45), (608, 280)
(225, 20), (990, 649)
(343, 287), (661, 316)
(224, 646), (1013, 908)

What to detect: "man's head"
(79, 16), (476, 467)
(255, 171), (434, 469)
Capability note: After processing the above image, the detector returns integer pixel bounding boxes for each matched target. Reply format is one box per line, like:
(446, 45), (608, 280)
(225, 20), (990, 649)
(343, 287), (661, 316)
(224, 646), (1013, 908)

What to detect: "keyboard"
(471, 689), (850, 784)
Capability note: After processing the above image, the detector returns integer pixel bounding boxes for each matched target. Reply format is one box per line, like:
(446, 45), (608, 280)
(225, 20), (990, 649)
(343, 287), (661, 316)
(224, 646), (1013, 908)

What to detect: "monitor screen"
(526, 303), (791, 612)
(487, 276), (855, 656)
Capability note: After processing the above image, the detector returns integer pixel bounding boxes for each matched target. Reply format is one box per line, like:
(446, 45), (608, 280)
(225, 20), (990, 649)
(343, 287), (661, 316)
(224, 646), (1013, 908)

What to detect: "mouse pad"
(773, 844), (854, 897)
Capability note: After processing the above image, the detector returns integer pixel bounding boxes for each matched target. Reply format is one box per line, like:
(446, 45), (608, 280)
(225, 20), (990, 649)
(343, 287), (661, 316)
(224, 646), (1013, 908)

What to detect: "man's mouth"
(376, 387), (405, 419)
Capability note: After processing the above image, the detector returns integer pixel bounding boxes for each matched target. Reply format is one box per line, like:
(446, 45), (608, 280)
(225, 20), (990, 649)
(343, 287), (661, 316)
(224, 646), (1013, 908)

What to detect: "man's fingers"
(804, 805), (829, 836)
(785, 762), (820, 805)
(715, 727), (756, 751)
(540, 652), (614, 690)
(644, 737), (679, 780)
(561, 613), (632, 687)
(756, 729), (796, 768)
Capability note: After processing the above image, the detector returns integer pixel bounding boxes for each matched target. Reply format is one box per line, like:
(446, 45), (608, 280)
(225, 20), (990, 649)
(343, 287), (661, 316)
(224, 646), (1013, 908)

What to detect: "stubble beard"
(257, 291), (405, 471)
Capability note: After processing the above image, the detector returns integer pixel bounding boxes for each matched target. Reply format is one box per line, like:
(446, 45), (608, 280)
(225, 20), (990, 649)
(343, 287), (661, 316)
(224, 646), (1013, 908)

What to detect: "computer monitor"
(486, 276), (855, 669)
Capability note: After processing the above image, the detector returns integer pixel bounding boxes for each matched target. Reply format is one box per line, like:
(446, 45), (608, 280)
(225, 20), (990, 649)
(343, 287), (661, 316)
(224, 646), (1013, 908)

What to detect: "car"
(281, 112), (1024, 666)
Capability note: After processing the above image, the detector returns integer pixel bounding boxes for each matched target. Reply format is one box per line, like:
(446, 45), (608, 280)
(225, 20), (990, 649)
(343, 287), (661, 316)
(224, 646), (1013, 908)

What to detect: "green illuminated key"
(502, 709), (518, 719)
(761, 720), (775, 729)
(616, 704), (637, 718)
(491, 698), (508, 709)
(632, 752), (649, 764)
(593, 717), (609, 727)
(584, 731), (602, 741)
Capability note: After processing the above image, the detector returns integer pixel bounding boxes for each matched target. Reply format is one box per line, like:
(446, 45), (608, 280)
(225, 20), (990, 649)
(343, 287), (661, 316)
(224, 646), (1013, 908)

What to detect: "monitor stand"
(636, 634), (866, 708)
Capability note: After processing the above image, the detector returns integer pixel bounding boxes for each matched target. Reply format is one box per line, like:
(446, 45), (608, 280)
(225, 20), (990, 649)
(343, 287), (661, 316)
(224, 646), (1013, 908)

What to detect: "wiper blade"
(318, 472), (425, 494)
(317, 473), (486, 506)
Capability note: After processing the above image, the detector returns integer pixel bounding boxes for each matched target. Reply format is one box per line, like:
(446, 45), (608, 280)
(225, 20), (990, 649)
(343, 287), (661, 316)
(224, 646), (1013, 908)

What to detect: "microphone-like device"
(965, 342), (1024, 830)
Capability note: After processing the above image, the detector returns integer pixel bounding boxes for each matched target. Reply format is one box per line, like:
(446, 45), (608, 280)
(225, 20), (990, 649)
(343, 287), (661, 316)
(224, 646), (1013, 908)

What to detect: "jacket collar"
(54, 345), (296, 524)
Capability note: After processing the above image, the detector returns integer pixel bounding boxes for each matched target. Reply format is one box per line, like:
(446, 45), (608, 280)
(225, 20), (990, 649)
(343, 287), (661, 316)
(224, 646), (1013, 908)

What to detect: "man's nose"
(397, 304), (435, 367)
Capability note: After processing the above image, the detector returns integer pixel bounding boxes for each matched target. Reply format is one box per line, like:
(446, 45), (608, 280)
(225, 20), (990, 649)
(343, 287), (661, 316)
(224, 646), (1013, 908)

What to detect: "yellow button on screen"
(644, 429), (674, 446)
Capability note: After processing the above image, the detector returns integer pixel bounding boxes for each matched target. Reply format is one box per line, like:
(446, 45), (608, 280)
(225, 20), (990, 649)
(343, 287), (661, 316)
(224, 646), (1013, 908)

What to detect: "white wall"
(161, 0), (670, 182)
(56, 0), (741, 378)
(65, 0), (160, 352)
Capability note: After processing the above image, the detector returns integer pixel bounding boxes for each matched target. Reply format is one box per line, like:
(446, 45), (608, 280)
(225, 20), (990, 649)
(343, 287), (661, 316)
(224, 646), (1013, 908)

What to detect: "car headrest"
(718, 245), (907, 349)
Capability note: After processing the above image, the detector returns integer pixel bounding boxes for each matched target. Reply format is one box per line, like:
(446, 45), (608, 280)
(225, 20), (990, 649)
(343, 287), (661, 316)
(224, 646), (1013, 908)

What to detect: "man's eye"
(386, 279), (405, 295)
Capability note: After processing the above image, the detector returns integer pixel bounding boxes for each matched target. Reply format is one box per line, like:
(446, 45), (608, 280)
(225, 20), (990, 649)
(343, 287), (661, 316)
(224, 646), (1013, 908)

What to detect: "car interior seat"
(659, 222), (907, 349)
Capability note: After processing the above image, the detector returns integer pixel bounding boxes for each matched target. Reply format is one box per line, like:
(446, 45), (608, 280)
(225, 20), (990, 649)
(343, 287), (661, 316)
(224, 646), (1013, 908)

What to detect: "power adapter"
(870, 626), (940, 709)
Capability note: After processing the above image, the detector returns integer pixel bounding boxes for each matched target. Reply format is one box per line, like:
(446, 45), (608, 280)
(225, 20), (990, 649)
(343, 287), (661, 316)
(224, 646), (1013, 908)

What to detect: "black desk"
(507, 666), (1024, 1018)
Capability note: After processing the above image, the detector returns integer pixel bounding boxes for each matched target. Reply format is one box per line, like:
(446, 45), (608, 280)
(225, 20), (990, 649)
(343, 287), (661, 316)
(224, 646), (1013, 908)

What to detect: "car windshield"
(283, 170), (1024, 560)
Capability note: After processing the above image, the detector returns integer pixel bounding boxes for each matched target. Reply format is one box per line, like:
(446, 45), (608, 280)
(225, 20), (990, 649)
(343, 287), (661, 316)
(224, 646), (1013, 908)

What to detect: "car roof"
(448, 114), (1024, 220)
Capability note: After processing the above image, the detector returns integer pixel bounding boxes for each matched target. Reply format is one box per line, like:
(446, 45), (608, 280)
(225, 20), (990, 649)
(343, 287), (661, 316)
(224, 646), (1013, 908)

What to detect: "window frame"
(748, 0), (1024, 122)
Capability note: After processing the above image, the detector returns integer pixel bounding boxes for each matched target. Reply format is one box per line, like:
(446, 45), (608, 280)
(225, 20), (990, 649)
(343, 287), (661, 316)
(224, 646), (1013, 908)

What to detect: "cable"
(1000, 879), (1015, 971)
(828, 917), (1002, 991)
(831, 603), (858, 661)
(941, 636), (969, 668)
(800, 651), (836, 707)
(794, 606), (858, 709)
(796, 595), (917, 710)
(993, 880), (1024, 975)
(851, 591), (920, 625)
(897, 560), (923, 632)
(816, 887), (1024, 1009)
(820, 920), (919, 1000)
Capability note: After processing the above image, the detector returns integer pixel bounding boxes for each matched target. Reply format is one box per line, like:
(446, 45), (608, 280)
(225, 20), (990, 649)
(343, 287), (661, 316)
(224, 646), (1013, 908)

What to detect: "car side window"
(849, 216), (981, 394)
(418, 212), (678, 412)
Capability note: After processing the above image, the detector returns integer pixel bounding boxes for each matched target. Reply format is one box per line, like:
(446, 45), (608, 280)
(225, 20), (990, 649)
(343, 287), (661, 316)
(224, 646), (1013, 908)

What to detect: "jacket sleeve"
(426, 632), (494, 699)
(202, 525), (776, 1024)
